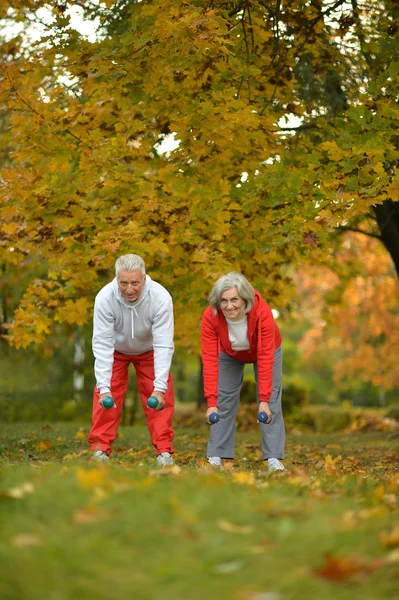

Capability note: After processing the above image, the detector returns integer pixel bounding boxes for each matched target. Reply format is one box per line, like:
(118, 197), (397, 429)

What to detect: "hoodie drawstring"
(131, 306), (138, 338)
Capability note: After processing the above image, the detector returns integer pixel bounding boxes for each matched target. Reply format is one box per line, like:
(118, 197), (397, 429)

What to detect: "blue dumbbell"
(258, 411), (271, 423)
(147, 396), (165, 410)
(147, 396), (159, 409)
(209, 412), (220, 424)
(102, 395), (115, 409)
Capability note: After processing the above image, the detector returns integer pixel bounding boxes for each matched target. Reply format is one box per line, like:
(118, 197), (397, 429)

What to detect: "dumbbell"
(258, 411), (271, 423)
(147, 396), (164, 410)
(101, 395), (115, 410)
(208, 412), (220, 424)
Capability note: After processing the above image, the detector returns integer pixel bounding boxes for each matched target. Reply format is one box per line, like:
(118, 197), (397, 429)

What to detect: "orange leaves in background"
(296, 232), (399, 390)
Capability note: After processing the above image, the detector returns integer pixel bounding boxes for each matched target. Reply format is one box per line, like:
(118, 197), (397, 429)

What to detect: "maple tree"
(294, 231), (399, 391)
(0, 0), (398, 351)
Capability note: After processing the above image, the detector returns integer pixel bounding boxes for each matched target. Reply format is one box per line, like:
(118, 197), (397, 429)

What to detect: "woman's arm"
(201, 308), (219, 407)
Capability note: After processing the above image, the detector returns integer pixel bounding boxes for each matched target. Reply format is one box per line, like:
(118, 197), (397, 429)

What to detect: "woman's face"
(219, 286), (245, 320)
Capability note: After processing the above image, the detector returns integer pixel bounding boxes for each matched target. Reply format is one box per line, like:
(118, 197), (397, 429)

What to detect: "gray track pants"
(207, 345), (285, 460)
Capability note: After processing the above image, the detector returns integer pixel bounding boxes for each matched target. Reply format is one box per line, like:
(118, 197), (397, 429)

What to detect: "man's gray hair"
(115, 254), (146, 276)
(208, 271), (255, 315)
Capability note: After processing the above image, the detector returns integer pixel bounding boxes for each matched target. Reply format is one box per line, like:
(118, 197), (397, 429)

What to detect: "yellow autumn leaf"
(76, 467), (107, 491)
(324, 454), (342, 474)
(62, 452), (80, 462)
(232, 471), (256, 486)
(74, 430), (86, 441)
(341, 511), (358, 530)
(374, 485), (385, 502)
(34, 440), (53, 452)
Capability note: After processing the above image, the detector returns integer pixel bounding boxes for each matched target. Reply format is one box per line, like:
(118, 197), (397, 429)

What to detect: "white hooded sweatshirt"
(92, 275), (174, 395)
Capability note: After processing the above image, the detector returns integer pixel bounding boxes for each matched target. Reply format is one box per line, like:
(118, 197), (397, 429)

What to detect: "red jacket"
(201, 291), (282, 407)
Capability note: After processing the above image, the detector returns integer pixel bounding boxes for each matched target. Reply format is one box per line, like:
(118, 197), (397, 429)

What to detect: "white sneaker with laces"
(268, 458), (285, 472)
(92, 450), (109, 462)
(156, 452), (175, 467)
(208, 456), (222, 468)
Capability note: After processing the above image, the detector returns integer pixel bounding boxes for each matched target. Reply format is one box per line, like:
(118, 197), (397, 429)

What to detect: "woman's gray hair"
(208, 271), (255, 315)
(115, 254), (146, 276)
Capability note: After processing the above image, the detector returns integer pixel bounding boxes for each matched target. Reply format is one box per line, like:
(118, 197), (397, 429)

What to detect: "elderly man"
(88, 253), (175, 466)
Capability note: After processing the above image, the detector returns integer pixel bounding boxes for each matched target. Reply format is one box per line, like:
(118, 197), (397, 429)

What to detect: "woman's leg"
(254, 345), (285, 460)
(207, 353), (244, 459)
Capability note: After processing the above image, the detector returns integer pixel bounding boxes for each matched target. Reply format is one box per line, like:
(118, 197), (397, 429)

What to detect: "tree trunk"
(73, 329), (85, 401)
(373, 200), (399, 278)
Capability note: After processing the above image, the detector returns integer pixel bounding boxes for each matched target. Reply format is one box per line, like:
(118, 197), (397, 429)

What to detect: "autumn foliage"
(295, 232), (399, 389)
(0, 1), (398, 352)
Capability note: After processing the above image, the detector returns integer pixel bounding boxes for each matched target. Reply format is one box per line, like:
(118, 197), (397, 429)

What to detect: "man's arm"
(151, 295), (174, 395)
(92, 297), (115, 395)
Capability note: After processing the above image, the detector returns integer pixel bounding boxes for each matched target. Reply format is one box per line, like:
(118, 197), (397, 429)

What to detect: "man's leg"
(132, 350), (175, 455)
(207, 353), (244, 459)
(88, 352), (130, 455)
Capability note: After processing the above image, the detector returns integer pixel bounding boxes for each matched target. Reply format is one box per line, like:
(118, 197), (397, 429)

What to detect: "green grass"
(0, 421), (398, 600)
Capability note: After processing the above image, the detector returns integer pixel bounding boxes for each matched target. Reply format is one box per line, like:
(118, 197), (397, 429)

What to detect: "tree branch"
(350, 0), (373, 69)
(337, 225), (381, 240)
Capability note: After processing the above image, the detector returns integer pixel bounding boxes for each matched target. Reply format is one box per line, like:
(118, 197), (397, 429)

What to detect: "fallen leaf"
(217, 520), (253, 535)
(63, 452), (80, 461)
(76, 467), (107, 490)
(233, 471), (256, 486)
(222, 461), (236, 472)
(374, 485), (385, 502)
(34, 440), (53, 452)
(381, 526), (399, 549)
(6, 483), (34, 499)
(315, 553), (366, 581)
(10, 533), (42, 547)
(149, 465), (182, 477)
(72, 507), (108, 524)
(386, 548), (399, 564)
(214, 560), (243, 574)
(324, 454), (342, 474)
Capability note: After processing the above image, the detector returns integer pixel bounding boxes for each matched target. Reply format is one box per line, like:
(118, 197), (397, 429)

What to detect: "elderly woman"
(201, 272), (285, 471)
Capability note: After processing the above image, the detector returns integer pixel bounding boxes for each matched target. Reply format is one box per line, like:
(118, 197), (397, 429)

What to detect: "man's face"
(117, 269), (146, 303)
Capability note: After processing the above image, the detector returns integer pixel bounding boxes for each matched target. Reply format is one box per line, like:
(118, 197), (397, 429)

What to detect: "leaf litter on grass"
(0, 423), (398, 599)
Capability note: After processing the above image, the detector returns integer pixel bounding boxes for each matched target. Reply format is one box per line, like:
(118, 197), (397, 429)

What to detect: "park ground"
(0, 418), (398, 600)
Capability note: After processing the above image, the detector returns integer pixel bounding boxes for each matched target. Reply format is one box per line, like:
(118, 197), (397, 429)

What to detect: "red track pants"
(88, 350), (174, 456)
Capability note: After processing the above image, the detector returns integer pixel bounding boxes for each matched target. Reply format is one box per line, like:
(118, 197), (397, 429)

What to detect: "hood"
(111, 274), (152, 339)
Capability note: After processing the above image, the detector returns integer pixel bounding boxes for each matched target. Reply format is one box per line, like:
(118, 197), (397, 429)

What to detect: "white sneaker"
(208, 456), (222, 468)
(156, 452), (175, 467)
(92, 450), (109, 462)
(268, 458), (285, 472)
